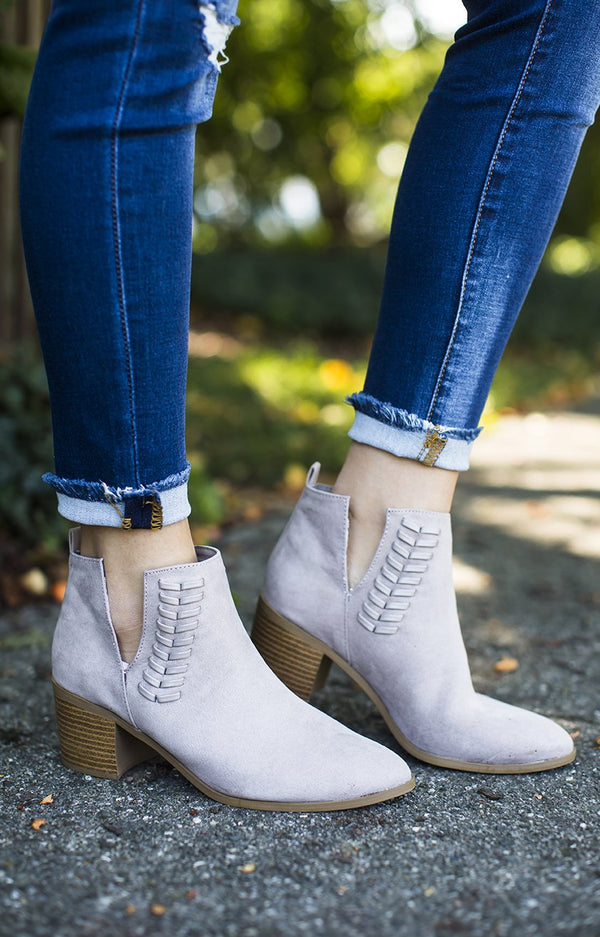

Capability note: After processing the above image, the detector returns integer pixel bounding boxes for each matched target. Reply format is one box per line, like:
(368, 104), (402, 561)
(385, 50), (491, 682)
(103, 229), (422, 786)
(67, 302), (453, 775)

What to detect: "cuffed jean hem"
(347, 395), (482, 471)
(44, 464), (192, 529)
(55, 483), (191, 529)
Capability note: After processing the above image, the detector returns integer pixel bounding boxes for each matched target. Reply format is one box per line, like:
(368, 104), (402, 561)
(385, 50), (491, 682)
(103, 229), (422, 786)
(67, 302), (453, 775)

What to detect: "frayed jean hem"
(347, 393), (481, 441)
(348, 410), (479, 472)
(44, 464), (192, 529)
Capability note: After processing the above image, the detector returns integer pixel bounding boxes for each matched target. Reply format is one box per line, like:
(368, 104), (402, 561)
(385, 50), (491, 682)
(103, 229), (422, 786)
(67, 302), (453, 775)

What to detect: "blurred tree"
(0, 0), (40, 119)
(0, 0), (46, 350)
(552, 122), (600, 243)
(194, 0), (451, 249)
(0, 40), (36, 118)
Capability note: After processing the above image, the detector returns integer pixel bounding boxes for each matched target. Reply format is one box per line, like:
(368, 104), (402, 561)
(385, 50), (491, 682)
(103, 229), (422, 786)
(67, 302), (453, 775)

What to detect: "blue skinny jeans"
(19, 0), (600, 529)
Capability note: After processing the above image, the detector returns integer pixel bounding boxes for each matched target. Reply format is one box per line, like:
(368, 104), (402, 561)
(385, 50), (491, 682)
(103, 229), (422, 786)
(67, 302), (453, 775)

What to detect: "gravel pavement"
(2, 402), (600, 937)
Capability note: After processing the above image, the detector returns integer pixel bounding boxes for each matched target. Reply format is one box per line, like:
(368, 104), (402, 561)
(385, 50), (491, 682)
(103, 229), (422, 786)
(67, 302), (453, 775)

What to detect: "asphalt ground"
(1, 402), (600, 937)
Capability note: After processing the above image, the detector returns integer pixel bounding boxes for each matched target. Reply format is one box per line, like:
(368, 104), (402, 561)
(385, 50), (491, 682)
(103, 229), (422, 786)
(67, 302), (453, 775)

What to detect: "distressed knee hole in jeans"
(199, 2), (237, 72)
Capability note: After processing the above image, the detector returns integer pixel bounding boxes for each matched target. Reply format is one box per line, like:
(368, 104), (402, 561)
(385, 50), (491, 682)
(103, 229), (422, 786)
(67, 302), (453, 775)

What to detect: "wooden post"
(0, 0), (50, 350)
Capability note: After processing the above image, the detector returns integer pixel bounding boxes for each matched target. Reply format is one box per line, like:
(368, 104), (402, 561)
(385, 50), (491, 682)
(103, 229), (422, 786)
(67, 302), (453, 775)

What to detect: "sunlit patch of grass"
(236, 346), (364, 411)
(185, 333), (367, 523)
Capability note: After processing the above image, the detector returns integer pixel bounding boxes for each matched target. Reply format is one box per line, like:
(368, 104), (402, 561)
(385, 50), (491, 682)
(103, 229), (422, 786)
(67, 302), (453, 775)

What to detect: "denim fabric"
(350, 0), (600, 469)
(19, 0), (238, 528)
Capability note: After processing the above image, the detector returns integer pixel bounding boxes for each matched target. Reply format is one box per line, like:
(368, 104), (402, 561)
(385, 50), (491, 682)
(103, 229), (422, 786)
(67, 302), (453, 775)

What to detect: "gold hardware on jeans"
(150, 496), (163, 529)
(418, 427), (447, 466)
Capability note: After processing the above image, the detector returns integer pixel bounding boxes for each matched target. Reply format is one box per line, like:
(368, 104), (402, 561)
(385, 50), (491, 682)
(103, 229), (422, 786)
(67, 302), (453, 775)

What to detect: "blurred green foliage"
(191, 246), (387, 335)
(191, 245), (600, 350)
(0, 41), (35, 118)
(186, 339), (363, 490)
(0, 354), (67, 563)
(195, 0), (449, 248)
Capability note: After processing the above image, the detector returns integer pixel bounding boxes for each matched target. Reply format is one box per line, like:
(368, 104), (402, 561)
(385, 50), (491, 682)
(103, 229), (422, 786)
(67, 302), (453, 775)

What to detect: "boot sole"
(252, 595), (576, 775)
(52, 680), (414, 811)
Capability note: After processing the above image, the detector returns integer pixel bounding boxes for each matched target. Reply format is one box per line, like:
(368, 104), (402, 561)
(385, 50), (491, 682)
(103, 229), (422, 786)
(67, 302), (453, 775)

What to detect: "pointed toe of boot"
(222, 706), (415, 806)
(535, 713), (576, 765)
(402, 693), (575, 773)
(301, 717), (415, 802)
(344, 734), (414, 799)
(474, 698), (575, 772)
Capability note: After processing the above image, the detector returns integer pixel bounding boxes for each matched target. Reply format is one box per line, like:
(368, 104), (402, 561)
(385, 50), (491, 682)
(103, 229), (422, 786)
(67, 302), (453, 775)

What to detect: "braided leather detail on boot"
(357, 518), (440, 635)
(138, 578), (204, 703)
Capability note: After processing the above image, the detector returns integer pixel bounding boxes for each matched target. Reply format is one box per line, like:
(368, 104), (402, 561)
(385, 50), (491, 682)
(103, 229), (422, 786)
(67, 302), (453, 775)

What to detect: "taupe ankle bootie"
(52, 529), (413, 811)
(252, 464), (575, 774)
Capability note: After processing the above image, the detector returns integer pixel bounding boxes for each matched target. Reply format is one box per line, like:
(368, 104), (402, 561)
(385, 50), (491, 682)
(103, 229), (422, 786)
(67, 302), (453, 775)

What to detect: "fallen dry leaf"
(51, 580), (67, 603)
(30, 818), (46, 831)
(594, 737), (600, 748)
(150, 904), (166, 916)
(125, 905), (136, 915)
(570, 730), (581, 739)
(39, 794), (54, 805)
(534, 794), (544, 800)
(424, 887), (436, 898)
(185, 891), (196, 900)
(0, 570), (24, 607)
(493, 657), (519, 674)
(243, 503), (262, 522)
(240, 863), (256, 874)
(525, 500), (548, 520)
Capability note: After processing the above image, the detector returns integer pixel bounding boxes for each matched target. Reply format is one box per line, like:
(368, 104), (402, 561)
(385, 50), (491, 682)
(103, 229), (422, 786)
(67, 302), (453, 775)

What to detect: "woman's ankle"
(333, 441), (458, 513)
(333, 442), (459, 587)
(78, 519), (197, 662)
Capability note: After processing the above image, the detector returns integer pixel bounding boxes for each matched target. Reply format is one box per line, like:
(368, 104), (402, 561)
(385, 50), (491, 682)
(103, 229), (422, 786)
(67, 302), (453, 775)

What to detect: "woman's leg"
(19, 0), (239, 658)
(337, 0), (600, 584)
(255, 0), (596, 773)
(20, 0), (413, 811)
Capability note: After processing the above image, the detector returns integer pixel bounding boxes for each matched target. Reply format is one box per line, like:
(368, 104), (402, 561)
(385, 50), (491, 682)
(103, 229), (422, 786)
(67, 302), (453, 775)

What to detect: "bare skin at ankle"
(333, 442), (458, 588)
(79, 520), (197, 662)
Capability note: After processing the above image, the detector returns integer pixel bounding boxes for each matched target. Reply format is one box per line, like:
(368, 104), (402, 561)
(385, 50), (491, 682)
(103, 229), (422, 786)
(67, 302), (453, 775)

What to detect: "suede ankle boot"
(52, 528), (414, 811)
(252, 464), (575, 774)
